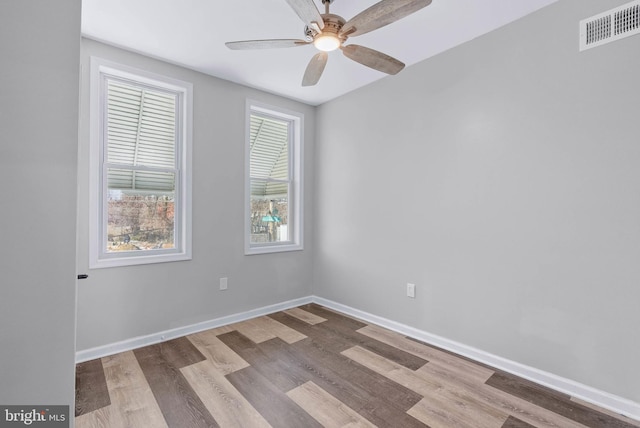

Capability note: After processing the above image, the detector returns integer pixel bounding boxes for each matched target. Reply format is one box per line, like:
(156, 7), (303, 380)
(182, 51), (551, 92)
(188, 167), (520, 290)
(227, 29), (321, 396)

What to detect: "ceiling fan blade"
(302, 52), (328, 86)
(225, 39), (310, 50)
(284, 0), (325, 31)
(340, 0), (432, 38)
(341, 44), (405, 75)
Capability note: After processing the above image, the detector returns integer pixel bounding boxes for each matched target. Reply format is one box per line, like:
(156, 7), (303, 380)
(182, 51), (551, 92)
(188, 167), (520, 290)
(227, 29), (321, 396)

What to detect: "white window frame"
(89, 57), (192, 268)
(245, 100), (304, 255)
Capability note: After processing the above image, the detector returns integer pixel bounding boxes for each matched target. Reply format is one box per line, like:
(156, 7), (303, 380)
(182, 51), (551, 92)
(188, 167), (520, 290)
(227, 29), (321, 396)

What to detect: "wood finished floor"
(75, 304), (639, 428)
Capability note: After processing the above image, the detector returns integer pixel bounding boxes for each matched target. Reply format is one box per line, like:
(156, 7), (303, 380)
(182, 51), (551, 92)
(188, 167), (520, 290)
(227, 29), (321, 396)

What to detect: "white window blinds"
(106, 80), (177, 193)
(249, 114), (290, 197)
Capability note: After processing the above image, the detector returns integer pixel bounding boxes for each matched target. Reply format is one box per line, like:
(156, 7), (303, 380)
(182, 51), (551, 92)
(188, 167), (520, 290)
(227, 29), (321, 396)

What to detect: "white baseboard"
(75, 295), (313, 363)
(75, 294), (640, 422)
(313, 296), (640, 422)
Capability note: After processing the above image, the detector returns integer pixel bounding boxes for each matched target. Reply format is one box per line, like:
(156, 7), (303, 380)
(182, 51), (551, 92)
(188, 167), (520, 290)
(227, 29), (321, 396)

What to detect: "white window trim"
(245, 100), (304, 255)
(89, 57), (193, 268)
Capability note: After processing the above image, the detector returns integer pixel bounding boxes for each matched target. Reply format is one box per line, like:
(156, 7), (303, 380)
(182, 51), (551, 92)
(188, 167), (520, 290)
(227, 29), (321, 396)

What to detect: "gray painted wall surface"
(314, 0), (640, 402)
(76, 40), (315, 351)
(0, 0), (80, 410)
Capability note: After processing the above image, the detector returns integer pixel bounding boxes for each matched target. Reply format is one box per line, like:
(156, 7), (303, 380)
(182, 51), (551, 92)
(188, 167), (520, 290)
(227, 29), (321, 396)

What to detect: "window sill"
(245, 243), (303, 256)
(90, 251), (191, 269)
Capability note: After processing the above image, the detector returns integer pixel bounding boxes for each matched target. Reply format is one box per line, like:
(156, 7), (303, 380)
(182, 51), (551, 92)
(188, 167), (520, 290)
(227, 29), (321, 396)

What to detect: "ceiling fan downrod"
(322, 0), (334, 14)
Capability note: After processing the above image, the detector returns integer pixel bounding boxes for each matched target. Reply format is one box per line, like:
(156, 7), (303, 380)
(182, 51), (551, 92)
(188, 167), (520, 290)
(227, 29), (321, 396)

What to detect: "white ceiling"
(82, 0), (558, 106)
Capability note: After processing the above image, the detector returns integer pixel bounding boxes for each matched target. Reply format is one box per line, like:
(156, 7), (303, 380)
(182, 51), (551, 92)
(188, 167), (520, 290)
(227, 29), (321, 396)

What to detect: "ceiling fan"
(225, 0), (432, 86)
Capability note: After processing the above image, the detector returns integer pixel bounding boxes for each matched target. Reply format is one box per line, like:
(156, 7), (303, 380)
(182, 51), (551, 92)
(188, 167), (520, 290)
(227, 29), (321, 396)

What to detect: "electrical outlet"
(407, 283), (416, 298)
(220, 277), (228, 291)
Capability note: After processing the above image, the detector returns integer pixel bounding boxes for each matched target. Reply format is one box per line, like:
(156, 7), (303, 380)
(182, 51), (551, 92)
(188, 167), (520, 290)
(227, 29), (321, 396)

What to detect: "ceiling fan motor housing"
(305, 14), (347, 43)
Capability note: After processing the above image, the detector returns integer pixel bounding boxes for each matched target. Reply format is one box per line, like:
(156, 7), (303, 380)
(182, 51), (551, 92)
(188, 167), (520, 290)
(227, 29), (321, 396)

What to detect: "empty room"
(1, 0), (639, 427)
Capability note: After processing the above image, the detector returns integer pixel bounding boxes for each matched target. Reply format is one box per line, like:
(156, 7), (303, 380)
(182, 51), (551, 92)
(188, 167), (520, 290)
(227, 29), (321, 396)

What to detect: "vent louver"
(580, 0), (640, 51)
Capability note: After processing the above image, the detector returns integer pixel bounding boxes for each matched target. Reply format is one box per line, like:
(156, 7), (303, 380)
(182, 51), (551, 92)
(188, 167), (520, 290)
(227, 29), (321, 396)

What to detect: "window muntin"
(246, 102), (303, 254)
(90, 58), (192, 268)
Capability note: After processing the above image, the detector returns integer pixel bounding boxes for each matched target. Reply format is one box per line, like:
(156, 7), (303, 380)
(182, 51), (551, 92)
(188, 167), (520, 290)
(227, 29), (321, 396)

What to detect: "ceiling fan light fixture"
(314, 34), (341, 51)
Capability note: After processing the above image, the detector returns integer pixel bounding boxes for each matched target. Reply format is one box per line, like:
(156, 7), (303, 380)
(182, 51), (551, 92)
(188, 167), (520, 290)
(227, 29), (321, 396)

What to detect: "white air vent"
(580, 0), (640, 51)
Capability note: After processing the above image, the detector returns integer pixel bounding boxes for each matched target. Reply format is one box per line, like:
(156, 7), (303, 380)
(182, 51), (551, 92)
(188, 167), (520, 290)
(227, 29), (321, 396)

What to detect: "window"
(89, 58), (192, 268)
(246, 101), (303, 254)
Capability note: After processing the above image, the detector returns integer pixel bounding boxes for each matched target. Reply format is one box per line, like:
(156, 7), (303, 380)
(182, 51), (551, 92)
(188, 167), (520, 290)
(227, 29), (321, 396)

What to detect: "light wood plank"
(342, 345), (439, 393)
(344, 345), (591, 428)
(419, 362), (590, 428)
(408, 396), (501, 428)
(233, 318), (278, 343)
(75, 406), (112, 428)
(343, 346), (508, 428)
(210, 324), (236, 335)
(287, 381), (376, 428)
(230, 316), (307, 344)
(181, 359), (272, 428)
(101, 351), (168, 428)
(188, 331), (249, 375)
(284, 307), (327, 325)
(252, 315), (307, 344)
(357, 324), (495, 383)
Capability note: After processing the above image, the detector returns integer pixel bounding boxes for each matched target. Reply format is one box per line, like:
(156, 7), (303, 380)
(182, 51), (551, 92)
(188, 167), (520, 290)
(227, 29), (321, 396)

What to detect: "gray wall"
(76, 40), (315, 351)
(0, 0), (80, 410)
(314, 0), (640, 403)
